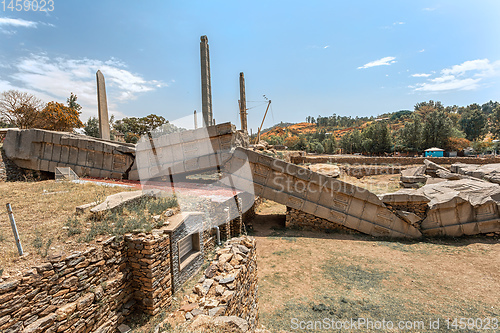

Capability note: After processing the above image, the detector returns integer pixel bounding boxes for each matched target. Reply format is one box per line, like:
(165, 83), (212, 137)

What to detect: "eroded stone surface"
(451, 162), (500, 184)
(307, 163), (340, 178)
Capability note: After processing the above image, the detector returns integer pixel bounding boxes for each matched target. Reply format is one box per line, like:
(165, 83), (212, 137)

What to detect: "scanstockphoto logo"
(290, 317), (442, 331)
(134, 118), (255, 232)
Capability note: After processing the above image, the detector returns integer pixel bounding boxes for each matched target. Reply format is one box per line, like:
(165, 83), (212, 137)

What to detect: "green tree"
(422, 110), (453, 149)
(361, 121), (392, 154)
(340, 130), (363, 153)
(83, 116), (99, 138)
(482, 100), (499, 115)
(67, 92), (82, 113)
(490, 105), (500, 139)
(397, 115), (422, 152)
(114, 114), (168, 143)
(323, 138), (336, 154)
(458, 104), (486, 141)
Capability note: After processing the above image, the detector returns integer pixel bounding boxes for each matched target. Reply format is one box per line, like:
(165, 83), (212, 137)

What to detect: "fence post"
(6, 203), (23, 256)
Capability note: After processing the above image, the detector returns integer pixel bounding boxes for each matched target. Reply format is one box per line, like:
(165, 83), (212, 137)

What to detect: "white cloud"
(357, 56), (396, 69)
(411, 58), (500, 92)
(423, 7), (436, 11)
(2, 54), (167, 120)
(419, 49), (425, 53)
(0, 17), (54, 34)
(323, 45), (329, 49)
(393, 22), (405, 25)
(411, 73), (431, 77)
(441, 59), (497, 76)
(0, 17), (37, 28)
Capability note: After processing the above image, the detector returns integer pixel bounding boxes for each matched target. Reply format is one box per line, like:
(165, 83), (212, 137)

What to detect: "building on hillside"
(424, 147), (445, 157)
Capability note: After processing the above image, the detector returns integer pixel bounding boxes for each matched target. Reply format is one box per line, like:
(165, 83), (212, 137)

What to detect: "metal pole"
(256, 100), (271, 144)
(6, 203), (23, 256)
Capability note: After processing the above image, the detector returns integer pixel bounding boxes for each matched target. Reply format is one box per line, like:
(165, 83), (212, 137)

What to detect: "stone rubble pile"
(450, 162), (500, 184)
(154, 236), (258, 333)
(388, 162), (500, 237)
(400, 159), (480, 188)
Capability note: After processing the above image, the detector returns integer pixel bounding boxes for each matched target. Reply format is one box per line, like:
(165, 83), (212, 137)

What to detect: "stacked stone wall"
(0, 232), (177, 332)
(291, 155), (500, 166)
(0, 237), (133, 333)
(126, 233), (172, 316)
(285, 207), (357, 233)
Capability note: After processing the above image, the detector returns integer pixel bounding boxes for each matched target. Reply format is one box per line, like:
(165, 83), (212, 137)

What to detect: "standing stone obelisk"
(96, 70), (111, 140)
(200, 35), (213, 127)
(239, 72), (248, 132)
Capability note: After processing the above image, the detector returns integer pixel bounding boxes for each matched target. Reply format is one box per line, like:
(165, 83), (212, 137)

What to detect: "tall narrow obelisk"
(200, 35), (213, 127)
(239, 72), (248, 132)
(96, 70), (110, 140)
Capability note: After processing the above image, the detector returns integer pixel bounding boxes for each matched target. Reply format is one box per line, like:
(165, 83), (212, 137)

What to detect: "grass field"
(0, 180), (134, 276)
(253, 201), (500, 332)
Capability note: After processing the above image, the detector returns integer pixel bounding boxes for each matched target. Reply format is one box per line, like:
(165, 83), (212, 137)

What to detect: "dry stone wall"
(285, 207), (357, 233)
(291, 155), (500, 166)
(0, 232), (179, 332)
(0, 236), (133, 333)
(126, 233), (171, 316)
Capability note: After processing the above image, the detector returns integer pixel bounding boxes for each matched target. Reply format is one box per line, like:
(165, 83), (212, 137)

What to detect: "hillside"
(256, 100), (500, 155)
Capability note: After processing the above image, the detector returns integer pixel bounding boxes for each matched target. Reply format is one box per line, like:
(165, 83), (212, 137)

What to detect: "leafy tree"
(490, 105), (500, 139)
(339, 130), (363, 153)
(84, 116), (99, 138)
(397, 115), (422, 152)
(37, 101), (84, 131)
(0, 90), (44, 128)
(263, 135), (283, 146)
(472, 140), (490, 154)
(422, 110), (453, 149)
(414, 100), (444, 116)
(390, 110), (412, 121)
(482, 100), (499, 115)
(67, 92), (82, 113)
(458, 104), (486, 141)
(323, 138), (336, 154)
(114, 114), (168, 143)
(447, 137), (471, 151)
(361, 121), (392, 154)
(311, 141), (324, 154)
(283, 136), (300, 149)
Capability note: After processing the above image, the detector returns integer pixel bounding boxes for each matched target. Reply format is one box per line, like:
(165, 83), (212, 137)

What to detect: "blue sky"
(1, 1), (499, 133)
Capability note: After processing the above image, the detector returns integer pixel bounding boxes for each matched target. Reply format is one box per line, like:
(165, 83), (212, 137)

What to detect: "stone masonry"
(0, 236), (134, 333)
(222, 147), (422, 238)
(155, 236), (259, 333)
(126, 233), (172, 316)
(3, 129), (135, 179)
(285, 207), (357, 233)
(164, 213), (205, 293)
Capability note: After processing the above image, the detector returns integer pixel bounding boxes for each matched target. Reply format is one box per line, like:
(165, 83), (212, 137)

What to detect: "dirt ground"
(252, 200), (500, 332)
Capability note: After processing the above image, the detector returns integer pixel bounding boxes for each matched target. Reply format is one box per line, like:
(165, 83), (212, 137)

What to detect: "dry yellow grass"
(0, 180), (133, 277)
